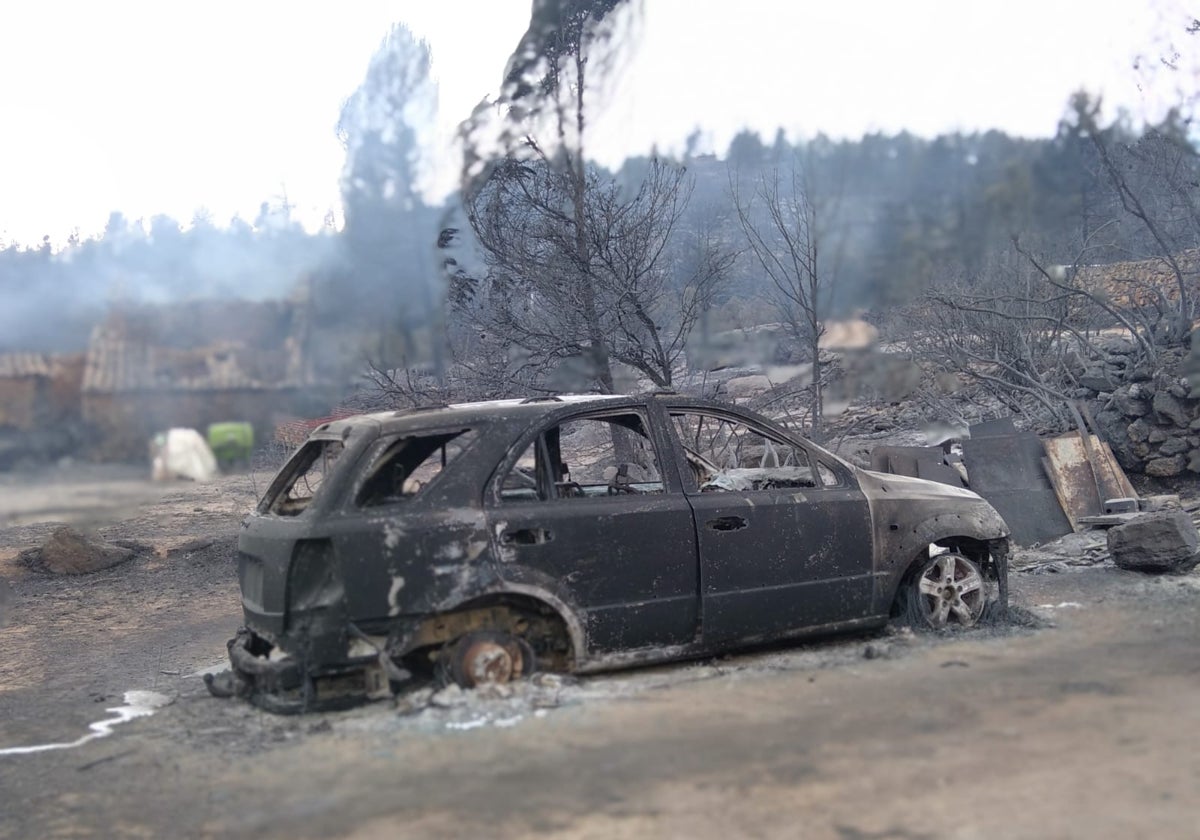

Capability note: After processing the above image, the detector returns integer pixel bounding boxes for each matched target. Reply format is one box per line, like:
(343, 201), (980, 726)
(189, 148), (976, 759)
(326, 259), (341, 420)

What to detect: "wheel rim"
(460, 639), (516, 686)
(917, 553), (985, 628)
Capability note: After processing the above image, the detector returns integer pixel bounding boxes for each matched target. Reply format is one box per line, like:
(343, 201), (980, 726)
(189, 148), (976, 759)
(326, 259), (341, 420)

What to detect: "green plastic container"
(207, 422), (255, 466)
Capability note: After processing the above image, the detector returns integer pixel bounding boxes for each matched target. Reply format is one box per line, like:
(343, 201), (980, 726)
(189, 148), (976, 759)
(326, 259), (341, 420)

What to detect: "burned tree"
(732, 159), (839, 435)
(455, 0), (725, 393)
(464, 157), (723, 391)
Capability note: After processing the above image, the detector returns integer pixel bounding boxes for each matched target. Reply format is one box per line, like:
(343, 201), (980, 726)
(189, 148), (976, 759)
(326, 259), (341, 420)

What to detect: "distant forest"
(0, 90), (1186, 358)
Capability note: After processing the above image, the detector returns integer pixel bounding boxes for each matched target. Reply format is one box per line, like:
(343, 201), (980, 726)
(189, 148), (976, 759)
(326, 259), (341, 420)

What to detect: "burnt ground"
(1, 469), (1199, 838)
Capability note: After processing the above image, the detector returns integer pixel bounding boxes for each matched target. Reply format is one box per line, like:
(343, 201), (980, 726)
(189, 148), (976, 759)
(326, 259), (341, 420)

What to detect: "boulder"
(1188, 449), (1200, 474)
(1144, 455), (1186, 477)
(1078, 366), (1115, 392)
(1127, 419), (1151, 443)
(1159, 436), (1190, 456)
(1097, 335), (1136, 356)
(36, 526), (134, 575)
(1129, 363), (1154, 383)
(722, 374), (773, 399)
(1140, 494), (1182, 512)
(1111, 388), (1150, 418)
(1152, 390), (1192, 427)
(1091, 408), (1139, 469)
(1107, 511), (1200, 574)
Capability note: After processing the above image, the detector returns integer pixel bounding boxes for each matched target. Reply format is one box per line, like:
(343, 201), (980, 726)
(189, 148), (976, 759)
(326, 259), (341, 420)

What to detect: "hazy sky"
(0, 0), (1189, 246)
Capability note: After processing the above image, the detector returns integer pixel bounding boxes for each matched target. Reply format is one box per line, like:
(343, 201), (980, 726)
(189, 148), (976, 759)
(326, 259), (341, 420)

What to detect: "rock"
(1078, 366), (1115, 392)
(1107, 511), (1200, 574)
(1152, 391), (1192, 427)
(430, 684), (469, 708)
(1159, 436), (1190, 456)
(1190, 416), (1200, 431)
(1127, 419), (1151, 443)
(1187, 449), (1200, 474)
(722, 374), (773, 399)
(1129, 363), (1154, 383)
(1092, 408), (1138, 469)
(395, 687), (435, 715)
(1144, 455), (1186, 477)
(1112, 388), (1150, 418)
(36, 526), (134, 575)
(1132, 442), (1152, 459)
(1097, 335), (1136, 355)
(1140, 494), (1182, 512)
(1148, 427), (1169, 444)
(863, 642), (890, 660)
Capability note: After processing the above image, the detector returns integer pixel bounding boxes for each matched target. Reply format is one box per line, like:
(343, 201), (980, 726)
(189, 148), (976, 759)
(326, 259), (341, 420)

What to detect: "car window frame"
(346, 426), (478, 512)
(663, 406), (851, 495)
(488, 405), (679, 506)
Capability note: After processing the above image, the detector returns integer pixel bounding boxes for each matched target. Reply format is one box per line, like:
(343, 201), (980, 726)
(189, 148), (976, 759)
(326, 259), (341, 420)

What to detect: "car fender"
(414, 571), (589, 668)
(874, 507), (1010, 610)
(487, 580), (588, 666)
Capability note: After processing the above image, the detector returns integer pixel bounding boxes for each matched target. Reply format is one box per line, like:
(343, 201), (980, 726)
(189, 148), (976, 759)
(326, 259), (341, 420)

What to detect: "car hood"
(856, 469), (983, 503)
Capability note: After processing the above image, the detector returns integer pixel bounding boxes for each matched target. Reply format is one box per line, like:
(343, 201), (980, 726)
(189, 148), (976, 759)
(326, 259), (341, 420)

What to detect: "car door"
(487, 407), (700, 654)
(666, 407), (874, 646)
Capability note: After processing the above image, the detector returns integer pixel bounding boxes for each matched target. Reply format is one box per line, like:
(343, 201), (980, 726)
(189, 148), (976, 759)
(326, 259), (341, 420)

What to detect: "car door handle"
(501, 528), (553, 545)
(706, 516), (748, 532)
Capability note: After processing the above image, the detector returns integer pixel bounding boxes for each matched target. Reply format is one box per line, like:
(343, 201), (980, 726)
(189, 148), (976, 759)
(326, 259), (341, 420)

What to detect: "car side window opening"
(816, 460), (840, 487)
(355, 429), (476, 508)
(499, 413), (664, 501)
(266, 439), (345, 516)
(670, 412), (817, 492)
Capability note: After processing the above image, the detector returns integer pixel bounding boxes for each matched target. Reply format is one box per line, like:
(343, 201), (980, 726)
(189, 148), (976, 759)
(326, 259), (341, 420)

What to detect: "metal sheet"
(968, 417), (1018, 439)
(870, 445), (944, 479)
(962, 433), (1052, 491)
(916, 460), (967, 488)
(976, 488), (1074, 546)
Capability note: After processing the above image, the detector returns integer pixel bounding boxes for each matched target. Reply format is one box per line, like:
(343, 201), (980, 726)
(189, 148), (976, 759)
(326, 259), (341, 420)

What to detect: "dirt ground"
(1, 467), (1199, 839)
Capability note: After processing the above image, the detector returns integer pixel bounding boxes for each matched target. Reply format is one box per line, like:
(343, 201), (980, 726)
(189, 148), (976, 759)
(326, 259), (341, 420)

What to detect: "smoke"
(0, 210), (339, 353)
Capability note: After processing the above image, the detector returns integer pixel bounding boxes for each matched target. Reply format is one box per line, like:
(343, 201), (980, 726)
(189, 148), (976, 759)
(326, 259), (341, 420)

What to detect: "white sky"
(0, 0), (1189, 247)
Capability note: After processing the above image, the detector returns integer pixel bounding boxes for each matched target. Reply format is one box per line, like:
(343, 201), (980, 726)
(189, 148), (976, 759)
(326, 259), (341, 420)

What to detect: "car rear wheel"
(442, 630), (537, 689)
(904, 552), (986, 630)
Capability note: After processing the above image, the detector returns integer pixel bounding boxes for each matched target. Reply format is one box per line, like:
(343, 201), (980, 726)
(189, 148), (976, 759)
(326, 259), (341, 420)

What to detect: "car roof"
(312, 393), (641, 438)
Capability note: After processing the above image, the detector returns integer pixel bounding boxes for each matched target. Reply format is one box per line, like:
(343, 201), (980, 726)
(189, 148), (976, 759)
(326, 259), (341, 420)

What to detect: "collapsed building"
(78, 300), (340, 461)
(0, 352), (86, 469)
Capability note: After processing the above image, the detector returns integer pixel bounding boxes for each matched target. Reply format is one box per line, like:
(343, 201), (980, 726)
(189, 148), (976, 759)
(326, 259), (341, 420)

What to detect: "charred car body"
(209, 395), (1010, 712)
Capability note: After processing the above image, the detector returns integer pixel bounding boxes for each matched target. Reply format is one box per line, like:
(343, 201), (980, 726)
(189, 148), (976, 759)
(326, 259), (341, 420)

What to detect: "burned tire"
(442, 630), (537, 689)
(902, 552), (986, 630)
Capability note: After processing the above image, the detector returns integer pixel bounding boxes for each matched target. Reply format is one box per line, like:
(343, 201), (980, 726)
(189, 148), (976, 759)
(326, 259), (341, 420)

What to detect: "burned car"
(209, 395), (1010, 712)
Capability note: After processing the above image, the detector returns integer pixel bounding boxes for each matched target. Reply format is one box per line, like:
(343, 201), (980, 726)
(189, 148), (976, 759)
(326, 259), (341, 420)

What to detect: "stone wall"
(1084, 339), (1200, 477)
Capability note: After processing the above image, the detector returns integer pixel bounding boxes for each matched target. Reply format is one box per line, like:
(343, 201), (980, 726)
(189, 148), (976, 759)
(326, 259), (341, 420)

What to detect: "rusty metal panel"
(1043, 433), (1137, 531)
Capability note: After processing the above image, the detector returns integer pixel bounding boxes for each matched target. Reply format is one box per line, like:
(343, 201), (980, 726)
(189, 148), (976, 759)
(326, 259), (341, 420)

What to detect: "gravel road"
(1, 469), (1197, 839)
